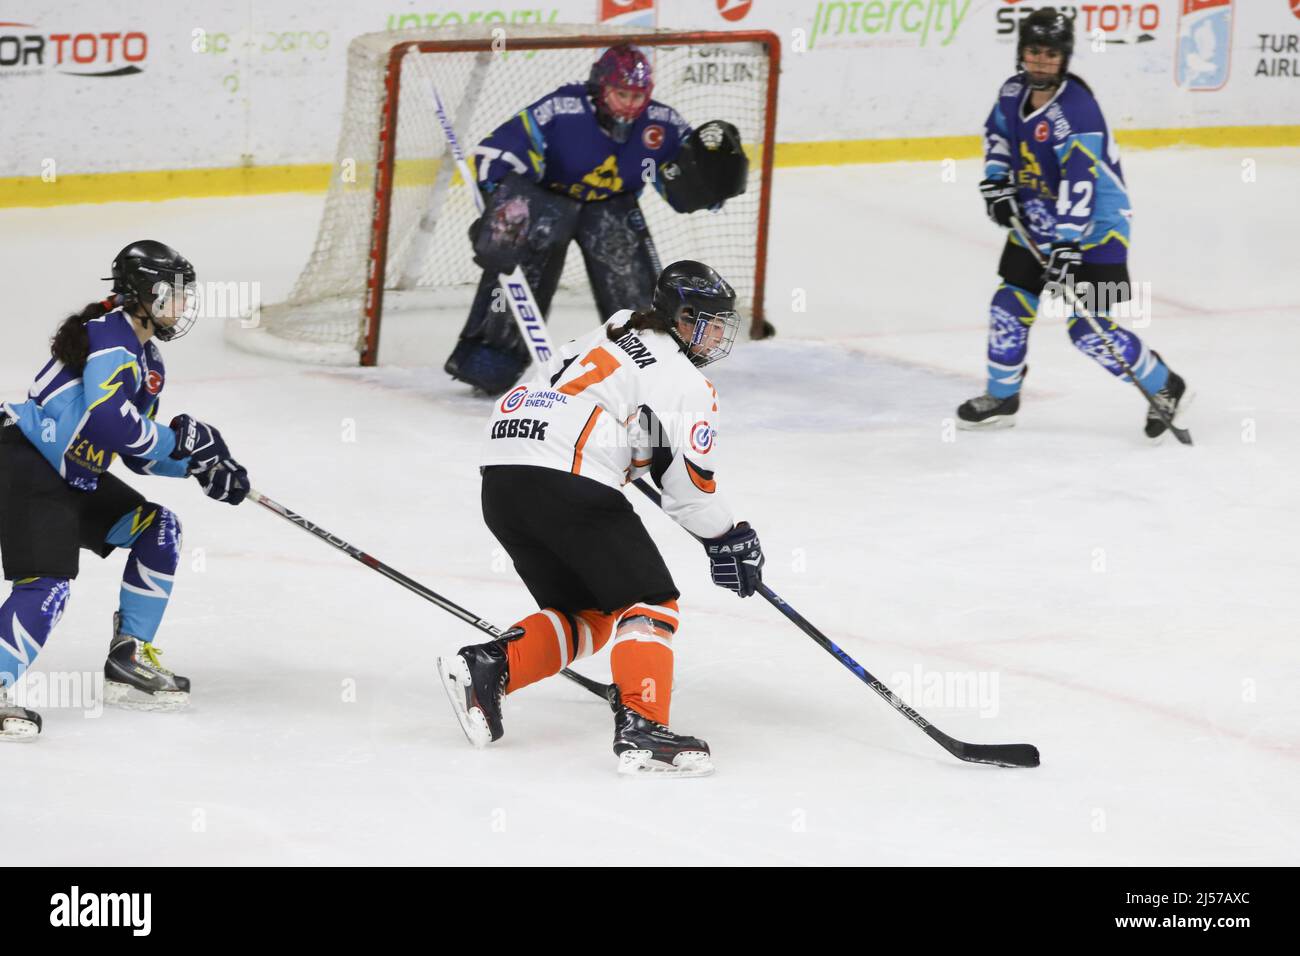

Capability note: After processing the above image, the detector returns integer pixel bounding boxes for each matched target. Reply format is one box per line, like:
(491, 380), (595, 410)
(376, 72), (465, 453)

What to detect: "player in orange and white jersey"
(438, 261), (764, 776)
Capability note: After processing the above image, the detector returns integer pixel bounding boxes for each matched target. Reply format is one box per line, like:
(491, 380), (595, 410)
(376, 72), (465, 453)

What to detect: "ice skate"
(104, 613), (191, 712)
(611, 690), (713, 778)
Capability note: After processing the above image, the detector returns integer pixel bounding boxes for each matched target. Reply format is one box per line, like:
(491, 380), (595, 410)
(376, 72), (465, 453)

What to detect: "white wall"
(0, 0), (1293, 177)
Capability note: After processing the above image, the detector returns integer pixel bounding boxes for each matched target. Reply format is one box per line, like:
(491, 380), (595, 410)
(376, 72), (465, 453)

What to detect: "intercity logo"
(808, 0), (973, 50)
(0, 21), (148, 76)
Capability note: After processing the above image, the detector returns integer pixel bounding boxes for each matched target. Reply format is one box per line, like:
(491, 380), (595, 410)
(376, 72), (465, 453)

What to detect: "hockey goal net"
(232, 24), (779, 366)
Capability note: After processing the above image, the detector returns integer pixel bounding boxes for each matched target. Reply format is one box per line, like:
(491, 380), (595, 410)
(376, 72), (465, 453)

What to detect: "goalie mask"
(107, 240), (199, 342)
(587, 44), (653, 144)
(652, 260), (741, 368)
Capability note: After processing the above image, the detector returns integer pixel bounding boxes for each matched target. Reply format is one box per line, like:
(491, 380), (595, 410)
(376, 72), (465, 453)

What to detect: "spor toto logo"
(717, 0), (753, 21)
(689, 420), (714, 454)
(0, 23), (148, 76)
(500, 386), (527, 414)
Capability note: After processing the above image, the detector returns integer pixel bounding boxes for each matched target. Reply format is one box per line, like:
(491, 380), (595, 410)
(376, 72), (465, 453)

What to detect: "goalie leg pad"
(575, 193), (660, 322)
(448, 178), (580, 391)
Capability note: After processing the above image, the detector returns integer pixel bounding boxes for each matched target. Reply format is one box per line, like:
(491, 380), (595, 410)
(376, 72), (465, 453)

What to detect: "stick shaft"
(431, 83), (556, 367)
(1008, 216), (1190, 444)
(628, 480), (1038, 767)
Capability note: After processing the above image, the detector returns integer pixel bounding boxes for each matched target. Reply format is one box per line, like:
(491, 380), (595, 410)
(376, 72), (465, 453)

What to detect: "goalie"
(444, 44), (748, 394)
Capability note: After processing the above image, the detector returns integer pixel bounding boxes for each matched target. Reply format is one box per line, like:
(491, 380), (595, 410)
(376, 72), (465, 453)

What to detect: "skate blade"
(103, 680), (190, 713)
(1148, 389), (1196, 446)
(956, 415), (1016, 431)
(436, 655), (491, 749)
(617, 749), (714, 778)
(0, 716), (41, 741)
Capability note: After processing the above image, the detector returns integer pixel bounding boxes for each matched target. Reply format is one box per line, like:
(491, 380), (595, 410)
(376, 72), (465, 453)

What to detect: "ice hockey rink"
(1, 146), (1296, 866)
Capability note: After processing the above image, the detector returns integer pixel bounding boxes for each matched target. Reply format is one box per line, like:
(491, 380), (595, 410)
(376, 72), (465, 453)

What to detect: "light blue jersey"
(3, 308), (190, 491)
(983, 73), (1131, 263)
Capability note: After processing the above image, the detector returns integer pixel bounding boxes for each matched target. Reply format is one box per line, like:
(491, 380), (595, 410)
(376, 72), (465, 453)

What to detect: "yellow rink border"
(3, 125), (1297, 209)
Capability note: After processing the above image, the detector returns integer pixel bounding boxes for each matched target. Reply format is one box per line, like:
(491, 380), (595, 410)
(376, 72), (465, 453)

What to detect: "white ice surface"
(1, 149), (1297, 865)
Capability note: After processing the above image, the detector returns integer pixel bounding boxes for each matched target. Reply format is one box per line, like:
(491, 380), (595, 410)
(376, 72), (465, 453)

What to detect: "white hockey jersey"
(481, 313), (735, 540)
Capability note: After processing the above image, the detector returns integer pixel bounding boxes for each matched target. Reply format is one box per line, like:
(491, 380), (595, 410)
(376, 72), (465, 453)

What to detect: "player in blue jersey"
(445, 44), (749, 394)
(0, 241), (250, 739)
(957, 10), (1190, 441)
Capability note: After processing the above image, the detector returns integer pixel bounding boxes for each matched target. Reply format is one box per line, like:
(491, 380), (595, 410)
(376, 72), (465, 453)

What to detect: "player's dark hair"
(50, 298), (118, 372)
(606, 309), (670, 342)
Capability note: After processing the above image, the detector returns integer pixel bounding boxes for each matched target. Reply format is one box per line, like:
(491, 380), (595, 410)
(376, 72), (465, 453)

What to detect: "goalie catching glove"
(703, 521), (764, 598)
(660, 120), (748, 214)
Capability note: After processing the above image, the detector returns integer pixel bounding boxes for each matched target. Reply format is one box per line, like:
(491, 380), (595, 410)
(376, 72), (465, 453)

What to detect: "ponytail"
(51, 297), (119, 372)
(606, 309), (669, 343)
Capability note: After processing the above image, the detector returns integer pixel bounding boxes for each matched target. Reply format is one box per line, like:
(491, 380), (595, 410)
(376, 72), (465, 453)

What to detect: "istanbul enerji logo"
(500, 386), (528, 414)
(0, 21), (148, 76)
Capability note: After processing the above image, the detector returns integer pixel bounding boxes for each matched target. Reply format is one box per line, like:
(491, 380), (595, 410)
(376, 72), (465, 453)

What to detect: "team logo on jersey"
(500, 386), (528, 414)
(145, 370), (163, 395)
(1034, 120), (1050, 142)
(642, 124), (665, 150)
(689, 420), (714, 454)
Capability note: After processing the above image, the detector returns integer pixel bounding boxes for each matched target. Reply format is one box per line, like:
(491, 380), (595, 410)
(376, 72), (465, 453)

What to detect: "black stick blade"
(947, 739), (1041, 768)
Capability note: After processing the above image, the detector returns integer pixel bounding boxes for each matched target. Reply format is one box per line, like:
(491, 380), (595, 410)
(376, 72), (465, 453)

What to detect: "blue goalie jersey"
(470, 82), (693, 209)
(983, 74), (1131, 263)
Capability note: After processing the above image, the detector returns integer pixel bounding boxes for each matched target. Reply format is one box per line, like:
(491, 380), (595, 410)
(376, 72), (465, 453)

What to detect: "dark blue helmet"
(652, 260), (740, 367)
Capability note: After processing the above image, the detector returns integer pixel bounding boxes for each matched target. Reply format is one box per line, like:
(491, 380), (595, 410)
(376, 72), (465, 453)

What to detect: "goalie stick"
(245, 490), (601, 692)
(622, 478), (1041, 769)
(1009, 214), (1192, 446)
(431, 84), (557, 369)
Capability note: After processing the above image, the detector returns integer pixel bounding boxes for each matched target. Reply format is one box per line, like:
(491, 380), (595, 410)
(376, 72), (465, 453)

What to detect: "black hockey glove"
(703, 522), (764, 598)
(195, 459), (250, 506)
(979, 178), (1018, 228)
(169, 415), (233, 476)
(1043, 240), (1083, 289)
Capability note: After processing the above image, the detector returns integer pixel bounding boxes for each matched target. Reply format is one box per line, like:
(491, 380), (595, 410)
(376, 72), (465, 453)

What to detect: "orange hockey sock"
(609, 601), (678, 725)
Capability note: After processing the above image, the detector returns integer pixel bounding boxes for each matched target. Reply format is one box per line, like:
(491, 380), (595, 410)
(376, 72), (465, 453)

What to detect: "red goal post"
(241, 25), (781, 367)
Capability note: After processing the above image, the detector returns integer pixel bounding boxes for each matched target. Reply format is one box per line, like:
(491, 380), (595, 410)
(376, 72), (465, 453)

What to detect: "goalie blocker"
(447, 174), (661, 395)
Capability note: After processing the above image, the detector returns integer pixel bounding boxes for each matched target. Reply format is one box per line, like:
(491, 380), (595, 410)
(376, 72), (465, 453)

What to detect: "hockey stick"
(629, 478), (1041, 768)
(431, 85), (557, 369)
(1009, 215), (1192, 445)
(246, 489), (606, 697)
(397, 54), (492, 289)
